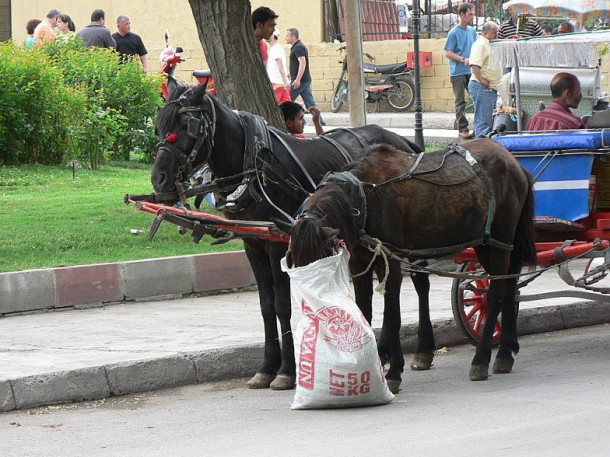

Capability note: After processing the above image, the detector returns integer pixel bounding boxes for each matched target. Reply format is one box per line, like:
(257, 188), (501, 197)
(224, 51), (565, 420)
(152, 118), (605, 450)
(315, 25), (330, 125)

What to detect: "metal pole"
(412, 0), (425, 150)
(345, 0), (366, 127)
(513, 48), (522, 131)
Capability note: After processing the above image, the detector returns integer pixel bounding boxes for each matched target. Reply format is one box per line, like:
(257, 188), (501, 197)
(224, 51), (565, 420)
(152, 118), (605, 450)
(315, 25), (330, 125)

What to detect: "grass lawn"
(0, 164), (244, 273)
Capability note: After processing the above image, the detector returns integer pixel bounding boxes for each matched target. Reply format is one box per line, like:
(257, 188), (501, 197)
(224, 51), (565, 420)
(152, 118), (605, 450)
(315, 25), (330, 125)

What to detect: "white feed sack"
(281, 247), (394, 409)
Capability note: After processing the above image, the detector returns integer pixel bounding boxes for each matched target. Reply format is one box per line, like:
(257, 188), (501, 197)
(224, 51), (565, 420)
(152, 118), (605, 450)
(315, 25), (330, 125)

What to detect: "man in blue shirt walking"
(444, 3), (476, 139)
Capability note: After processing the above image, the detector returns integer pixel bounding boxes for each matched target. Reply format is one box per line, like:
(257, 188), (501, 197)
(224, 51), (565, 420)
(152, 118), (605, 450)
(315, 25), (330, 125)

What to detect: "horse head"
(277, 215), (339, 268)
(152, 81), (216, 195)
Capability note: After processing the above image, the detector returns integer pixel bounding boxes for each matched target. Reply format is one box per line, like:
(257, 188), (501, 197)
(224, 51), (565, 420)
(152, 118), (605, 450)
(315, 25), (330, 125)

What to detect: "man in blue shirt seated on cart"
(527, 72), (585, 131)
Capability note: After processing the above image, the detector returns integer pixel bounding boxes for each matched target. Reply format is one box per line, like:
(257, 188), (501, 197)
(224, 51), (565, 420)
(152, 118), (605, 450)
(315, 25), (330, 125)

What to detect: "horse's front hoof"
(386, 379), (401, 394)
(469, 364), (489, 381)
(493, 358), (514, 374)
(410, 352), (434, 371)
(270, 374), (296, 390)
(247, 372), (275, 389)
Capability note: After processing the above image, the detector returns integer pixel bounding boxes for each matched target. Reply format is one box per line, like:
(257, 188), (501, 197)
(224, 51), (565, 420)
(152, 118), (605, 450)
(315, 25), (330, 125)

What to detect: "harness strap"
(326, 127), (368, 148)
(318, 135), (353, 164)
(448, 143), (496, 240)
(269, 128), (317, 192)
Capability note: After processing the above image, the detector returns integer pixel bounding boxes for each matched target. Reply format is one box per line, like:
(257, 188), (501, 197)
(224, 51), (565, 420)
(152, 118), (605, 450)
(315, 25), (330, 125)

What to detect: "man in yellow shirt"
(33, 8), (61, 44)
(468, 22), (501, 137)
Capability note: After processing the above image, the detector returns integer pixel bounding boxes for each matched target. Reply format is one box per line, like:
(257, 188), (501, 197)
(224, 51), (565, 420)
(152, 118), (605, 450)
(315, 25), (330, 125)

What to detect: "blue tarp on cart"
(516, 154), (594, 221)
(494, 130), (610, 151)
(495, 131), (605, 221)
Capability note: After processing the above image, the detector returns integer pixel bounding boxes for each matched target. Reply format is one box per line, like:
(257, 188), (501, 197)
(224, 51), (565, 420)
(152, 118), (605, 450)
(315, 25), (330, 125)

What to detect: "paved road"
(1, 325), (608, 457)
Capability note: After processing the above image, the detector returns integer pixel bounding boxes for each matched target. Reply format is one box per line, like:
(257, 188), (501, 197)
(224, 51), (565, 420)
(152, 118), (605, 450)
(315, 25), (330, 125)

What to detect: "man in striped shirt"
(527, 73), (585, 131)
(498, 13), (543, 39)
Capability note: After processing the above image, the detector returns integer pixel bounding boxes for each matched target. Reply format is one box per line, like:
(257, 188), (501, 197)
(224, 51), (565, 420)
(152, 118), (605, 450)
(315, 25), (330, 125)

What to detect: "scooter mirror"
(165, 30), (170, 46)
(175, 46), (184, 53)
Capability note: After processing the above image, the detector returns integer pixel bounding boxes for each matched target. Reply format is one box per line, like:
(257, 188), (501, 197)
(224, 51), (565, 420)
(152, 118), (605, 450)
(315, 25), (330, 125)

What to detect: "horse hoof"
(469, 365), (489, 381)
(247, 372), (275, 389)
(270, 374), (296, 390)
(410, 352), (434, 371)
(386, 379), (401, 394)
(493, 358), (514, 374)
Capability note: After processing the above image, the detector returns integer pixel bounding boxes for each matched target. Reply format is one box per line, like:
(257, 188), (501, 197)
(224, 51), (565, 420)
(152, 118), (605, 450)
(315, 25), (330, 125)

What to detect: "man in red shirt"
(527, 73), (585, 131)
(252, 6), (277, 66)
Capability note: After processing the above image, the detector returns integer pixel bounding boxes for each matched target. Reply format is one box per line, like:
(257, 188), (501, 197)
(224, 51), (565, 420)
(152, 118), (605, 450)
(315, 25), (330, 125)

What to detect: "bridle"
(155, 92), (217, 184)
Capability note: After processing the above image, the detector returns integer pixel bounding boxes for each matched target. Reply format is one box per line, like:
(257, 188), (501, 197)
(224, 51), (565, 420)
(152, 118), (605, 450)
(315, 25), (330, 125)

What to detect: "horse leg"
(268, 243), (296, 390)
(493, 254), (522, 375)
(469, 248), (509, 381)
(377, 260), (405, 394)
(352, 262), (374, 325)
(244, 241), (282, 389)
(409, 271), (435, 371)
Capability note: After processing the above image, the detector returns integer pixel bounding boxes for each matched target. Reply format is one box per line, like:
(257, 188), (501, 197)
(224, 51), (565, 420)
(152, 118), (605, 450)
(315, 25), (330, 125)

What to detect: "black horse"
(284, 141), (536, 390)
(151, 81), (421, 390)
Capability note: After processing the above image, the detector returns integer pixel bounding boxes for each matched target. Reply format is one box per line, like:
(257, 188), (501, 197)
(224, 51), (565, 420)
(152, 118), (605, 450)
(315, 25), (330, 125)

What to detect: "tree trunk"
(188, 0), (286, 131)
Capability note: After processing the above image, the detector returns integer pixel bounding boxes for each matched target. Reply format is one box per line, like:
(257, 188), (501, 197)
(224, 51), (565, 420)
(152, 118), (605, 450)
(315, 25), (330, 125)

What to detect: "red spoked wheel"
(451, 261), (501, 347)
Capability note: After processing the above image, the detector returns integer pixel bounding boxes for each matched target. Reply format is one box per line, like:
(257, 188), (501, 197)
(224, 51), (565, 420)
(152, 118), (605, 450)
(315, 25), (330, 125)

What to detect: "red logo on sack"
(318, 306), (371, 352)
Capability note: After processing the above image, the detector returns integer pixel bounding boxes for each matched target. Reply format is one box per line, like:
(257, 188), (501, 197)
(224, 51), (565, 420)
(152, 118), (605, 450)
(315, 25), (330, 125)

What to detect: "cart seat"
(495, 129), (610, 151)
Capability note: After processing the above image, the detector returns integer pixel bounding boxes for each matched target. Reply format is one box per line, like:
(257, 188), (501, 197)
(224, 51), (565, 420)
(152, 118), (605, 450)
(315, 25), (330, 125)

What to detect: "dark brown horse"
(150, 80), (422, 390)
(284, 140), (536, 391)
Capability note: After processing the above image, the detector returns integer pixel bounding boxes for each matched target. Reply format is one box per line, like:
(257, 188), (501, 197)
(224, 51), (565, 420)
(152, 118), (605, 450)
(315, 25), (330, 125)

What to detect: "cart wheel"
(451, 261), (501, 347)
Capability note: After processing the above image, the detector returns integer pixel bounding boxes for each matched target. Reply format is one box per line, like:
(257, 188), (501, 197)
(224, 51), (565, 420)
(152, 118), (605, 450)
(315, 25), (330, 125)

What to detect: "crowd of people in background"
(444, 2), (587, 138)
(25, 5), (592, 138)
(24, 8), (148, 72)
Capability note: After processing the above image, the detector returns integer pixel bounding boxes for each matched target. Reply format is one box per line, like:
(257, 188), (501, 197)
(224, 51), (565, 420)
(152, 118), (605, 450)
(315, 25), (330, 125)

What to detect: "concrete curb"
(0, 251), (256, 316)
(1, 302), (608, 412)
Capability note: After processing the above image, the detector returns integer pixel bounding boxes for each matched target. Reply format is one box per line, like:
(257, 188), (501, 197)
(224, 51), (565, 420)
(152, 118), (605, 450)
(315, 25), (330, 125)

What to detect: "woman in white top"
(266, 29), (291, 103)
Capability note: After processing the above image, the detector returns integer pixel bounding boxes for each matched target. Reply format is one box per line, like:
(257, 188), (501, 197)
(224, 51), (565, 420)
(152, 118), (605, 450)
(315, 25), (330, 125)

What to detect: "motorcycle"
(330, 45), (415, 113)
(159, 30), (216, 101)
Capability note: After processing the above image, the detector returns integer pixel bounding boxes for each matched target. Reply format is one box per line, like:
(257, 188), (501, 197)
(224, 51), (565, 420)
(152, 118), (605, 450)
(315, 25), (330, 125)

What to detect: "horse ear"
(321, 227), (339, 241)
(272, 217), (293, 235)
(192, 79), (209, 98)
(167, 76), (186, 97)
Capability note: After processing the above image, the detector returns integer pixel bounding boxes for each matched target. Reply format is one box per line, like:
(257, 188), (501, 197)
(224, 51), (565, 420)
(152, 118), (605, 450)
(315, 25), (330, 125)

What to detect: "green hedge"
(0, 37), (161, 168)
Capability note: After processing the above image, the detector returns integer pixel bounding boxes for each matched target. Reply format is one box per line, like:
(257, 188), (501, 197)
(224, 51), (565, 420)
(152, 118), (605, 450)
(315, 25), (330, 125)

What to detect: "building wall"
(10, 1), (610, 113)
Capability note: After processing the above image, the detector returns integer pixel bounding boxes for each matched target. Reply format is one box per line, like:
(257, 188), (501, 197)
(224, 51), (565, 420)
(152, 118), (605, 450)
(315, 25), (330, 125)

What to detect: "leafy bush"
(0, 38), (161, 168)
(0, 42), (85, 165)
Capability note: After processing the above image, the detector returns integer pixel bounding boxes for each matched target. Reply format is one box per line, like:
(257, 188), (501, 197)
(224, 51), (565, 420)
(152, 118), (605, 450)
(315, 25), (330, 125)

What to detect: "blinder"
(187, 117), (202, 139)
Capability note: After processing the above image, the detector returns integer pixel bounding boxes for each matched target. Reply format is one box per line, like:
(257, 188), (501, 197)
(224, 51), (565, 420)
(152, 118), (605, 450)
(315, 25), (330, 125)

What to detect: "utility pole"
(412, 0), (425, 150)
(344, 0), (366, 127)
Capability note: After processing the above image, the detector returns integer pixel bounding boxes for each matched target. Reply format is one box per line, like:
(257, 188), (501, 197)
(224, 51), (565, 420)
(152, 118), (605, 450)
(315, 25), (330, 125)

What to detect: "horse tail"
(513, 169), (537, 266)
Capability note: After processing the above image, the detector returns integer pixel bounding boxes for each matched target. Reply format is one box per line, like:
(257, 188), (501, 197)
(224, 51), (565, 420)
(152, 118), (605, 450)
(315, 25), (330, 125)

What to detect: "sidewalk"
(303, 110), (474, 146)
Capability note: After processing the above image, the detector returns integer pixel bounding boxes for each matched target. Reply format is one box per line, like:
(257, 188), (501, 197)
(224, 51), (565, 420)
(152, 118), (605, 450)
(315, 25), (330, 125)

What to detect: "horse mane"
(345, 143), (403, 175)
(306, 181), (361, 245)
(156, 84), (190, 135)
